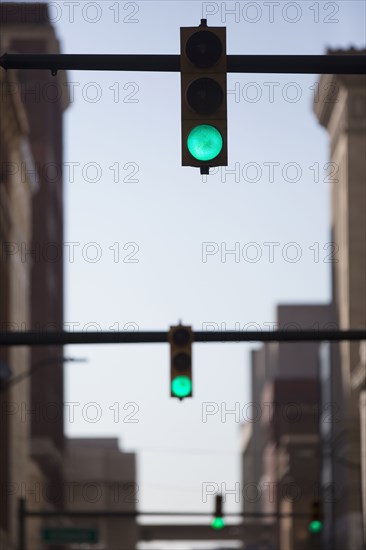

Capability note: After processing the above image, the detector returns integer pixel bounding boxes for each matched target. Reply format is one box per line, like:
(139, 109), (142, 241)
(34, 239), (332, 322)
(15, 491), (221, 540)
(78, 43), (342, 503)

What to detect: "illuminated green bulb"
(211, 517), (225, 530)
(308, 520), (323, 534)
(171, 376), (192, 398)
(187, 125), (223, 162)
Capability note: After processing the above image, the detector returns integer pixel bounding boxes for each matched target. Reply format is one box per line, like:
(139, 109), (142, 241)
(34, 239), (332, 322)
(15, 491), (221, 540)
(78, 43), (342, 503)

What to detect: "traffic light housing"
(308, 498), (323, 534)
(181, 20), (227, 173)
(211, 494), (225, 530)
(169, 325), (193, 399)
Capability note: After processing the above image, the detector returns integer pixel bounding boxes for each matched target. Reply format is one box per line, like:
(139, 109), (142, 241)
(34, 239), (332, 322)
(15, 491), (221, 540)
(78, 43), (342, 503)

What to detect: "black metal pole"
(0, 53), (365, 74)
(228, 54), (366, 75)
(0, 330), (365, 347)
(18, 498), (26, 550)
(0, 356), (86, 392)
(23, 508), (314, 519)
(0, 53), (179, 72)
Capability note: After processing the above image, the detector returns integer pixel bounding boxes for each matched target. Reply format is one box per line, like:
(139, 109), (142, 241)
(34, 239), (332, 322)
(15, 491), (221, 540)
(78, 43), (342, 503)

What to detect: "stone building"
(0, 1), (69, 510)
(0, 62), (38, 550)
(1, 6), (139, 549)
(314, 48), (366, 550)
(0, 3), (69, 547)
(241, 48), (366, 550)
(64, 438), (138, 549)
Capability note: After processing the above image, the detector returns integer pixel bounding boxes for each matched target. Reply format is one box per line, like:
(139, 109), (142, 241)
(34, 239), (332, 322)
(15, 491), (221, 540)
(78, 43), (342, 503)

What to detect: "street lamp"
(0, 356), (88, 392)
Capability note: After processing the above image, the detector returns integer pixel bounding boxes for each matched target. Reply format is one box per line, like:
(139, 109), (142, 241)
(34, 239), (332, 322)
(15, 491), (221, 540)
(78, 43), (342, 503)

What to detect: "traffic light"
(181, 19), (227, 173)
(169, 325), (193, 399)
(308, 498), (323, 534)
(211, 494), (225, 530)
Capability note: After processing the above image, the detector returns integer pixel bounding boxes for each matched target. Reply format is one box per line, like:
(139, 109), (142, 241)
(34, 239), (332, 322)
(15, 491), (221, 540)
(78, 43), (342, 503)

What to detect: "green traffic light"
(171, 375), (192, 398)
(211, 517), (225, 530)
(187, 124), (223, 162)
(308, 520), (323, 534)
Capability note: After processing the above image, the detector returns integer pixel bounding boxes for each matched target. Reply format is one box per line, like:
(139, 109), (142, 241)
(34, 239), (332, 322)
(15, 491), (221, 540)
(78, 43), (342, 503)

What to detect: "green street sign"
(42, 528), (99, 543)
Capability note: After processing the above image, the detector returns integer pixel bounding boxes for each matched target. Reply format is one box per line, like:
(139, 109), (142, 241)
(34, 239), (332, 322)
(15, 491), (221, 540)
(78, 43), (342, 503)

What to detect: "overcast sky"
(14, 0), (366, 547)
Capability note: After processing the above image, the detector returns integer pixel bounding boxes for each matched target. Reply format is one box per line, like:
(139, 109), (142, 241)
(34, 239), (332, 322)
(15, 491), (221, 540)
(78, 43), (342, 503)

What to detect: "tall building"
(0, 2), (69, 503)
(0, 3), (69, 547)
(241, 304), (334, 550)
(1, 6), (139, 550)
(64, 438), (138, 549)
(0, 63), (37, 550)
(314, 48), (366, 550)
(242, 48), (366, 550)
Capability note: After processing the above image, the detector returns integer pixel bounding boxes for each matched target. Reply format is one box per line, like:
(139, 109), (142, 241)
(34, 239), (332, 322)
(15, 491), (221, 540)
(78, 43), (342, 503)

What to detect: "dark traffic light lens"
(186, 78), (224, 115)
(172, 328), (190, 346)
(173, 352), (191, 371)
(186, 31), (222, 68)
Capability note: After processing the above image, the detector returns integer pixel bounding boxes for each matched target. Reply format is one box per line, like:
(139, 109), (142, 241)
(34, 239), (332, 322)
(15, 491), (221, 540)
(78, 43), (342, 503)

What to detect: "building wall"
(243, 58), (366, 545)
(0, 1), (69, 482)
(0, 4), (69, 547)
(314, 53), (366, 550)
(0, 67), (35, 549)
(242, 304), (333, 550)
(64, 439), (138, 550)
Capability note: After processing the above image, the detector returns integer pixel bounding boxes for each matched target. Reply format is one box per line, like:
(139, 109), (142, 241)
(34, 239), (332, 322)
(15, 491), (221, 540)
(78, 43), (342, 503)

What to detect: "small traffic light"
(211, 494), (225, 530)
(308, 498), (323, 534)
(169, 325), (193, 399)
(181, 19), (227, 173)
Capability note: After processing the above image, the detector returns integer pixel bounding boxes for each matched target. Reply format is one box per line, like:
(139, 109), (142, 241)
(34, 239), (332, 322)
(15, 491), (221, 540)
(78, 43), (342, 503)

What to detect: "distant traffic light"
(169, 325), (193, 399)
(211, 494), (225, 530)
(181, 19), (227, 173)
(308, 498), (323, 534)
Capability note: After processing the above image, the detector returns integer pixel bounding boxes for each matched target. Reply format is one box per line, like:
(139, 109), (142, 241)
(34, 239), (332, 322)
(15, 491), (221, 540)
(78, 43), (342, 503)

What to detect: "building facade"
(314, 48), (366, 550)
(241, 304), (334, 550)
(0, 63), (37, 550)
(242, 48), (366, 550)
(64, 438), (138, 550)
(1, 3), (69, 547)
(1, 6), (139, 550)
(0, 1), (69, 504)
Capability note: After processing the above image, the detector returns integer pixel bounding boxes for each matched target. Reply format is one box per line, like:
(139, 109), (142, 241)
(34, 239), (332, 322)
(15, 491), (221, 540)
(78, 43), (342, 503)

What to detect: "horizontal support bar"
(24, 509), (311, 519)
(1, 53), (365, 74)
(0, 53), (179, 72)
(1, 330), (365, 346)
(229, 54), (366, 74)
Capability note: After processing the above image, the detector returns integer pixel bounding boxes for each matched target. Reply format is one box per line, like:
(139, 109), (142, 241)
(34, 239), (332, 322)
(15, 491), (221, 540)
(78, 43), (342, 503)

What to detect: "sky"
(13, 0), (366, 547)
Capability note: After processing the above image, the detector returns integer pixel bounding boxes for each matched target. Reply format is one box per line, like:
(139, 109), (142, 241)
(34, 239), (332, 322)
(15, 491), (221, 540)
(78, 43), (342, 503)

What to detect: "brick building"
(241, 304), (334, 550)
